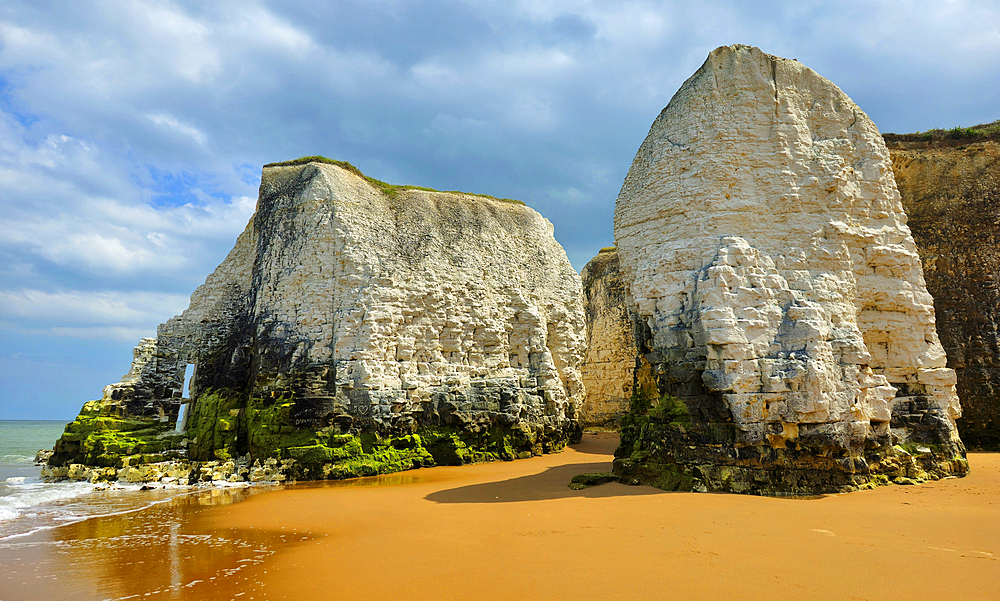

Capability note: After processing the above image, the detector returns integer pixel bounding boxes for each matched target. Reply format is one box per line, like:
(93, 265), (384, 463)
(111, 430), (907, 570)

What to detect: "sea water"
(0, 421), (286, 600)
(0, 420), (87, 537)
(0, 420), (203, 542)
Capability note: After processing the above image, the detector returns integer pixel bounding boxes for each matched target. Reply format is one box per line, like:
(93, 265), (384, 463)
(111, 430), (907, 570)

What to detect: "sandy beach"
(3, 432), (997, 601)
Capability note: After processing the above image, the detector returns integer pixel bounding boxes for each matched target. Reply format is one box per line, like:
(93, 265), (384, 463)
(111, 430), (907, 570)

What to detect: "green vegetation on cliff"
(263, 156), (525, 204)
(885, 120), (1000, 144)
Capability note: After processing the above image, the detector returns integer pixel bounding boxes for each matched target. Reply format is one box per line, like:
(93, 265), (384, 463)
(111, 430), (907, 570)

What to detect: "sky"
(1, 0), (999, 420)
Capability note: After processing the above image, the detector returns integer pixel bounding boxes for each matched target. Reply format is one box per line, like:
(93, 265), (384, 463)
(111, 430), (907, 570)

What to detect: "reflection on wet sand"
(0, 486), (307, 601)
(295, 471), (425, 490)
(0, 466), (468, 600)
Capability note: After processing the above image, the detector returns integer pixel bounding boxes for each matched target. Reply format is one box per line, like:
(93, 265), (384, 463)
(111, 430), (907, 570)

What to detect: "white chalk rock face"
(248, 162), (585, 429)
(613, 45), (967, 494)
(51, 160), (585, 477)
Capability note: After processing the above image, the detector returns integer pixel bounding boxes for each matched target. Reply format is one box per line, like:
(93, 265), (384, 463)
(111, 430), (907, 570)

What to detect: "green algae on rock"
(48, 159), (585, 483)
(184, 388), (570, 481)
(50, 400), (187, 469)
(614, 390), (967, 495)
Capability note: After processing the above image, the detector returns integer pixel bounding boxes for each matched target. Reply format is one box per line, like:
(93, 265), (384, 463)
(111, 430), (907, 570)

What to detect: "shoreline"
(2, 433), (997, 600)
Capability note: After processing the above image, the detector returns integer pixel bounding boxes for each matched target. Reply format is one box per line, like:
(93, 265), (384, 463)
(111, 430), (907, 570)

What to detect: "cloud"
(1, 0), (999, 418)
(0, 108), (255, 282)
(0, 288), (190, 341)
(147, 113), (209, 146)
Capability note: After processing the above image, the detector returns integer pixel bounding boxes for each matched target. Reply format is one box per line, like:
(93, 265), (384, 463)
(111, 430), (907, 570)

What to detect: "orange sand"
(197, 433), (999, 601)
(4, 433), (997, 600)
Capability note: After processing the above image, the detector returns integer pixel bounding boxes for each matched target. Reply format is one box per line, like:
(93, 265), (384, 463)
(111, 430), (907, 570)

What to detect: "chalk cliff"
(611, 45), (967, 494)
(48, 159), (585, 482)
(886, 133), (1000, 449)
(579, 247), (635, 427)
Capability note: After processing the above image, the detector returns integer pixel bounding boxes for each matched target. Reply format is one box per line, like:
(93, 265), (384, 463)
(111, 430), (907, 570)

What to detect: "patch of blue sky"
(234, 162), (262, 187)
(0, 326), (132, 361)
(0, 74), (41, 129)
(139, 164), (231, 209)
(0, 331), (135, 419)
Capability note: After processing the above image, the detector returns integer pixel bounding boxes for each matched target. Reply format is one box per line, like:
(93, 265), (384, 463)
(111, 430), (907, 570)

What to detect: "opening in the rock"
(177, 363), (195, 432)
(182, 363), (195, 398)
(175, 402), (188, 432)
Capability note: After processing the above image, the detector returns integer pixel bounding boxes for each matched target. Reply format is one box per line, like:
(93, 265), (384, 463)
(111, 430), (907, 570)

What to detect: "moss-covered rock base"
(49, 389), (579, 484)
(613, 394), (969, 496)
(49, 400), (188, 469)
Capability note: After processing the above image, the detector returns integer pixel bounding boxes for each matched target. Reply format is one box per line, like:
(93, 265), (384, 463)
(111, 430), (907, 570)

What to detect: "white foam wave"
(0, 478), (270, 542)
(0, 482), (218, 542)
(5, 477), (27, 484)
(0, 482), (95, 523)
(1, 454), (36, 464)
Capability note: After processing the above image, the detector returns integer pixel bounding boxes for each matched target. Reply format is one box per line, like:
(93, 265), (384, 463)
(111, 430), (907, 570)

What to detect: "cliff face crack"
(771, 55), (779, 107)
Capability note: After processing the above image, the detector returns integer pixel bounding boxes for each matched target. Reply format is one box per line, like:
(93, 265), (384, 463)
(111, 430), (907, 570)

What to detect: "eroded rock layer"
(612, 45), (967, 494)
(579, 247), (636, 427)
(886, 135), (1000, 449)
(49, 160), (585, 482)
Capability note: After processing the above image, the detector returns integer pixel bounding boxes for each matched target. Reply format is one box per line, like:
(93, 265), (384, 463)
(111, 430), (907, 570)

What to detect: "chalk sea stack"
(611, 45), (968, 494)
(48, 159), (585, 482)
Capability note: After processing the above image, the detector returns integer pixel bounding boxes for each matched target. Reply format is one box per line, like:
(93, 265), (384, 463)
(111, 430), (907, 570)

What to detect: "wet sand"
(3, 433), (997, 600)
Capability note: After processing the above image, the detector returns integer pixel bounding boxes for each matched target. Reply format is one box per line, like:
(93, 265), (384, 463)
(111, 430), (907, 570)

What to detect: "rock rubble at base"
(42, 456), (290, 485)
(609, 44), (968, 494)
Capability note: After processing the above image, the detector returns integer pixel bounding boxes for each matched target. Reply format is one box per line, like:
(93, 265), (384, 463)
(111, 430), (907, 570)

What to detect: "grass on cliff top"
(884, 119), (1000, 143)
(263, 156), (525, 204)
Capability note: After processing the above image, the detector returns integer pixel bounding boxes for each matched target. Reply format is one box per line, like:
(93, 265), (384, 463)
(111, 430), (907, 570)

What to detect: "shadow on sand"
(424, 459), (667, 504)
(565, 433), (622, 455)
